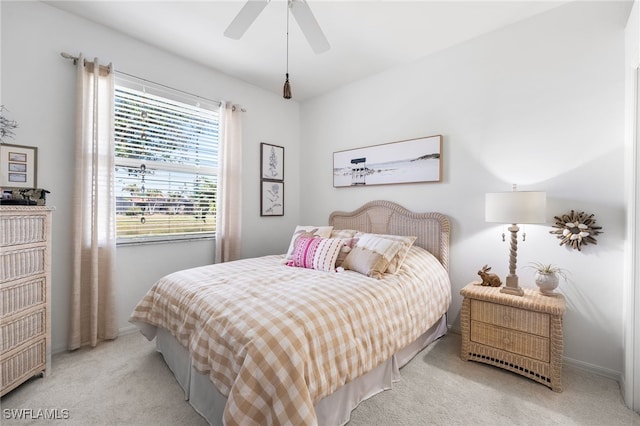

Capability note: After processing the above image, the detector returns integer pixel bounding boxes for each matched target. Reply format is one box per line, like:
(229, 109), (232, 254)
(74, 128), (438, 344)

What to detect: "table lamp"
(485, 186), (546, 296)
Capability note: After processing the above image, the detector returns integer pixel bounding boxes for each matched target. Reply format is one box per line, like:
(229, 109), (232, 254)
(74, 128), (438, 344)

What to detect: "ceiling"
(47, 1), (567, 101)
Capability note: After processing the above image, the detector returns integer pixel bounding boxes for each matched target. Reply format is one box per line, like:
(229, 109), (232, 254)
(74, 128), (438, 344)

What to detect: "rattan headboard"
(328, 200), (450, 272)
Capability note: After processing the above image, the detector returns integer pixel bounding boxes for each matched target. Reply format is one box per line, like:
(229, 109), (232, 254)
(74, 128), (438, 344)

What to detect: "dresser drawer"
(0, 247), (46, 283)
(470, 299), (549, 337)
(1, 338), (46, 396)
(471, 320), (550, 362)
(1, 308), (46, 353)
(1, 278), (46, 318)
(0, 214), (47, 247)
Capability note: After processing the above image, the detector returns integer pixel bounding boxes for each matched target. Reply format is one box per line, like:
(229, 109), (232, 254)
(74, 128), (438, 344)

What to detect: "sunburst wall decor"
(550, 210), (603, 251)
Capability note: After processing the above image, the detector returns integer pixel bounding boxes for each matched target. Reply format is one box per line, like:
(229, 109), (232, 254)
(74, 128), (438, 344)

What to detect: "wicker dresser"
(0, 206), (52, 396)
(460, 283), (566, 392)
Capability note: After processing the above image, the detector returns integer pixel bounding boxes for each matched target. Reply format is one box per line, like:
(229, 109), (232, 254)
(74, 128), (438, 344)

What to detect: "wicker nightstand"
(460, 282), (566, 392)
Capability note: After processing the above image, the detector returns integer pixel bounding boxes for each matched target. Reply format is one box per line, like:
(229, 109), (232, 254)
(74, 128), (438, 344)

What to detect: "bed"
(130, 200), (451, 426)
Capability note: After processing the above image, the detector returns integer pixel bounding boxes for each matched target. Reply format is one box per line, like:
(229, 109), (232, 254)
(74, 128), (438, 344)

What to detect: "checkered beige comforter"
(130, 245), (451, 426)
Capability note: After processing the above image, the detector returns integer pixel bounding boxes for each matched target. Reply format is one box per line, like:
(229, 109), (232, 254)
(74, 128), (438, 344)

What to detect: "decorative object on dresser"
(527, 262), (567, 296)
(485, 185), (546, 296)
(477, 264), (502, 287)
(460, 282), (566, 392)
(0, 143), (38, 189)
(550, 210), (602, 251)
(0, 188), (51, 206)
(0, 206), (53, 396)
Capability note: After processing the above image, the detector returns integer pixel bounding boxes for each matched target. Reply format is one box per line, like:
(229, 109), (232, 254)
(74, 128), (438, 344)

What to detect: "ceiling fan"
(224, 0), (330, 54)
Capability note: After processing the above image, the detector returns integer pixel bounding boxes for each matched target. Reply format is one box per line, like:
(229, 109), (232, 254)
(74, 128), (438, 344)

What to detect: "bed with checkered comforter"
(130, 243), (450, 426)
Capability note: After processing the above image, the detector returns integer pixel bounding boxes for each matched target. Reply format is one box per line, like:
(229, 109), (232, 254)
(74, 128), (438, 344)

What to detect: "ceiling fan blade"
(289, 0), (330, 54)
(224, 0), (270, 40)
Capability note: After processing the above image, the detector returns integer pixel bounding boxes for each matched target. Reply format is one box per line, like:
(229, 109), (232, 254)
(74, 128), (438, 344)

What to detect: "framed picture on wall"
(333, 135), (442, 187)
(0, 144), (38, 188)
(261, 143), (284, 181)
(261, 180), (284, 216)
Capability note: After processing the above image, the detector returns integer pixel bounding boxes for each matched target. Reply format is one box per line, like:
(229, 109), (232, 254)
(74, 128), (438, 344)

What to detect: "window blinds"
(114, 81), (220, 243)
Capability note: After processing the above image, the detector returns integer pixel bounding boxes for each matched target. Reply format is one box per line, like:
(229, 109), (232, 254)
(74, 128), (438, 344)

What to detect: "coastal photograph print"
(261, 143), (284, 181)
(333, 135), (442, 187)
(0, 143), (37, 188)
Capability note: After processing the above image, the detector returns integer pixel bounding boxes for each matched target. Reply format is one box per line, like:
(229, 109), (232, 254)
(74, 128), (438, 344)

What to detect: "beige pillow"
(355, 232), (416, 274)
(285, 225), (333, 258)
(334, 237), (358, 268)
(341, 246), (392, 279)
(342, 234), (404, 278)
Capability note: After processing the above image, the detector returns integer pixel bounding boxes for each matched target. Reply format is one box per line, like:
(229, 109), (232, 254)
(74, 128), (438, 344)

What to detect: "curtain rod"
(60, 52), (245, 112)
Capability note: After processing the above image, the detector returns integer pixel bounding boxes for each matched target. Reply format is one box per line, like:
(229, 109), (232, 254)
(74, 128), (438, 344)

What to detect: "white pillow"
(330, 229), (358, 239)
(354, 233), (405, 262)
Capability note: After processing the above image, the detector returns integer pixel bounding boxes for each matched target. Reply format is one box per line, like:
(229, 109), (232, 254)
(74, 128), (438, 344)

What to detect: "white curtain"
(69, 55), (118, 350)
(215, 103), (243, 263)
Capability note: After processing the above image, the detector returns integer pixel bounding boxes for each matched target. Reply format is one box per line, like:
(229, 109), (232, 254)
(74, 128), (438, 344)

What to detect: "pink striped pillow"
(287, 236), (343, 272)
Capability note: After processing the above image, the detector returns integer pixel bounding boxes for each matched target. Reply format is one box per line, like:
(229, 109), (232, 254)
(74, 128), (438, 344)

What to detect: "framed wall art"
(0, 143), (37, 188)
(333, 135), (442, 187)
(261, 180), (284, 216)
(261, 143), (284, 181)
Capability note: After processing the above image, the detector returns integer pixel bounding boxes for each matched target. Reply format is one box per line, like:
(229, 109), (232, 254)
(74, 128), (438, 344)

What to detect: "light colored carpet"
(1, 332), (638, 426)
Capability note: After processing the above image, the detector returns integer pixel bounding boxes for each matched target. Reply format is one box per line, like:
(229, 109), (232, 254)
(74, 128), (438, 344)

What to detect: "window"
(114, 76), (220, 244)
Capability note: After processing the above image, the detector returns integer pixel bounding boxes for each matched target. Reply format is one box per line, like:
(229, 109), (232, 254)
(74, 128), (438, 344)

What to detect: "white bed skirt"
(151, 315), (448, 426)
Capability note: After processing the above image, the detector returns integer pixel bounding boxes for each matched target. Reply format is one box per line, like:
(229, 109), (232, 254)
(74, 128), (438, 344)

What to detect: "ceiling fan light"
(283, 73), (292, 99)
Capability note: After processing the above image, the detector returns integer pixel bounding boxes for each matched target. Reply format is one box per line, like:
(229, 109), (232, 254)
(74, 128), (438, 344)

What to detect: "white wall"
(300, 1), (630, 376)
(624, 0), (640, 412)
(1, 1), (302, 353)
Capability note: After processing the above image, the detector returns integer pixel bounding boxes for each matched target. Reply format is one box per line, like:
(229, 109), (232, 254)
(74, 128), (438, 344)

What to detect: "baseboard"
(563, 356), (623, 384)
(51, 325), (142, 355)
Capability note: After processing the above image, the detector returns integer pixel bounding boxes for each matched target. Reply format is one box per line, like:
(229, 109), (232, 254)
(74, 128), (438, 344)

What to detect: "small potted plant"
(527, 262), (567, 296)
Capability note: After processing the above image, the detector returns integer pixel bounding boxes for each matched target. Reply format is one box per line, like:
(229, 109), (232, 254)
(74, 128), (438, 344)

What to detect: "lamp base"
(500, 275), (524, 296)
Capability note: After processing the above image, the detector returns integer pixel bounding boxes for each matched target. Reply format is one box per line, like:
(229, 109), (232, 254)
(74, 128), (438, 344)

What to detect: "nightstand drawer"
(470, 299), (549, 337)
(471, 320), (550, 362)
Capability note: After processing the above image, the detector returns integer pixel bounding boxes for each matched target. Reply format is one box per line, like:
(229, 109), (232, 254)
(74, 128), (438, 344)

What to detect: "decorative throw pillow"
(340, 246), (389, 279)
(330, 229), (359, 239)
(372, 234), (417, 274)
(335, 237), (358, 268)
(285, 225), (333, 258)
(287, 236), (343, 272)
(342, 234), (404, 279)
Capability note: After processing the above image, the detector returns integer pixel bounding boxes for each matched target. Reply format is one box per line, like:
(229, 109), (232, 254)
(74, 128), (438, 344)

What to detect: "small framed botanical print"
(260, 143), (284, 181)
(261, 180), (284, 216)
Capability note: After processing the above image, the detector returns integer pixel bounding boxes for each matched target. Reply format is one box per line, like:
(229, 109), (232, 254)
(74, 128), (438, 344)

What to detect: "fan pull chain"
(283, 2), (292, 99)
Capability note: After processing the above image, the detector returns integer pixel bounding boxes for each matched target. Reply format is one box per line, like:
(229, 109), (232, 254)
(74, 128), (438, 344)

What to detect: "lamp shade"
(485, 191), (546, 224)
